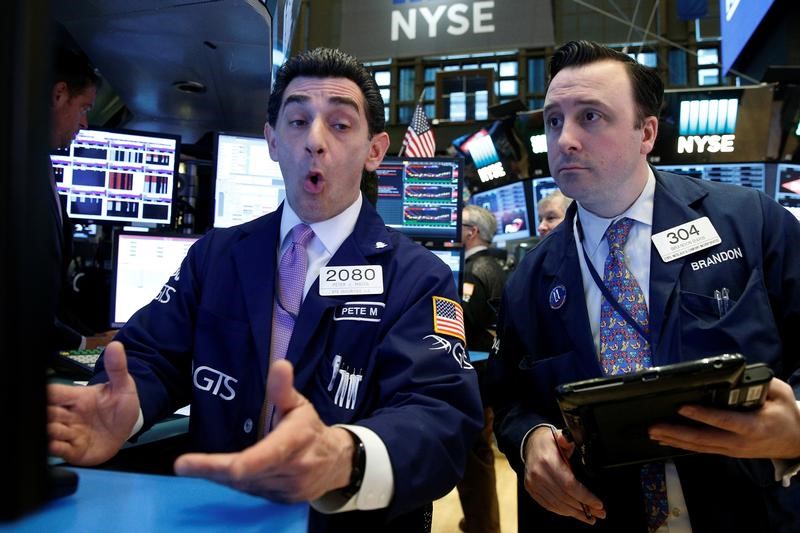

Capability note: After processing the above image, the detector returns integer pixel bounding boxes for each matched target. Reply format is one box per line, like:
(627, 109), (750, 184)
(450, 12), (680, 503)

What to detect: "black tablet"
(555, 353), (772, 471)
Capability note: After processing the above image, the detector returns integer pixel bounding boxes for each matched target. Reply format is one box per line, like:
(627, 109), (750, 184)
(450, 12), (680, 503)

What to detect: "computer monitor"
(213, 133), (285, 228)
(774, 163), (800, 222)
(109, 231), (201, 328)
(656, 162), (766, 191)
(375, 156), (463, 243)
(469, 180), (532, 244)
(429, 247), (464, 293)
(454, 119), (527, 193)
(51, 128), (180, 225)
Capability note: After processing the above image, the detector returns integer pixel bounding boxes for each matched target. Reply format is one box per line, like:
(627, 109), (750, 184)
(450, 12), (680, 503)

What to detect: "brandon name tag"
(651, 216), (721, 262)
(319, 265), (384, 296)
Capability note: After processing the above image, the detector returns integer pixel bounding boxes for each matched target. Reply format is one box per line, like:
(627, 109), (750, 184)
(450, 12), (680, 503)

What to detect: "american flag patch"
(432, 296), (465, 341)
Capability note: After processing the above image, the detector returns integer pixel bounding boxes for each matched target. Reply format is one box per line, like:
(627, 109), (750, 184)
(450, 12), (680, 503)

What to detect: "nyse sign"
(341, 0), (554, 61)
(677, 134), (736, 154)
(391, 2), (495, 41)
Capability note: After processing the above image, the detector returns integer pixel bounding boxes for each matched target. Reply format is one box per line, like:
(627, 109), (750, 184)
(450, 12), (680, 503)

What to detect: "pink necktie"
(260, 223), (315, 435)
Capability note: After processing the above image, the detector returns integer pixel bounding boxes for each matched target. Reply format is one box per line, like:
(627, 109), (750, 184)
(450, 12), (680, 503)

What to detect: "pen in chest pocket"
(714, 287), (730, 317)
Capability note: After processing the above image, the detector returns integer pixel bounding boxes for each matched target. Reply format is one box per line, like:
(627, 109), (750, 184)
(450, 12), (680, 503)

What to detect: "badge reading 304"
(320, 265), (384, 296)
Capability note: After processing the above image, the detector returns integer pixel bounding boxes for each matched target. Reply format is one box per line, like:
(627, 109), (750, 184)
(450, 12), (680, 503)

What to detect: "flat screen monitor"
(213, 133), (285, 228)
(109, 231), (200, 328)
(375, 157), (463, 243)
(429, 247), (464, 293)
(454, 119), (527, 193)
(774, 163), (800, 222)
(720, 0), (777, 74)
(469, 180), (532, 244)
(51, 128), (180, 225)
(650, 85), (774, 165)
(656, 163), (766, 191)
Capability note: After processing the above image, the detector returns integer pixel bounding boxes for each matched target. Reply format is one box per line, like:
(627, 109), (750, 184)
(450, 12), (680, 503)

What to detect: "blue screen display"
(720, 0), (776, 74)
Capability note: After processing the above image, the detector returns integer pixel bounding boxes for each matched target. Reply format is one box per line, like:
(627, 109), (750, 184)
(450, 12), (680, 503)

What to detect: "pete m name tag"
(651, 216), (721, 262)
(319, 265), (384, 296)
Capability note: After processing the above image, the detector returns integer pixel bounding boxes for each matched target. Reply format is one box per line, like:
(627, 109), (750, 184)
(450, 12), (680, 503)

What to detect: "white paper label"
(651, 216), (721, 262)
(319, 265), (384, 296)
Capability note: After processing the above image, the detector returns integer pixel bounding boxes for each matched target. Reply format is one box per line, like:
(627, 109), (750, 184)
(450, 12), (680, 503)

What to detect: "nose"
(305, 118), (326, 156)
(555, 119), (581, 154)
(538, 220), (549, 236)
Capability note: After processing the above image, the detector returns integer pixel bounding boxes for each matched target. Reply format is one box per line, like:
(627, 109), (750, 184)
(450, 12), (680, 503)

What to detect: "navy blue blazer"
(94, 199), (482, 532)
(492, 170), (800, 532)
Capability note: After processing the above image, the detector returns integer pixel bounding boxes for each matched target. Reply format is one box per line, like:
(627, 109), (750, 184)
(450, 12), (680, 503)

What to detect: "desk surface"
(9, 468), (308, 532)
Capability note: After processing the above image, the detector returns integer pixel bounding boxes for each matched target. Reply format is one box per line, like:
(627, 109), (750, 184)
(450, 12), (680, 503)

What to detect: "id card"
(319, 265), (384, 296)
(651, 217), (721, 262)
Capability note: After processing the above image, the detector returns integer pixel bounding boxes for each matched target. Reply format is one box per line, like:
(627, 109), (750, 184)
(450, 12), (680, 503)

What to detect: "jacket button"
(243, 418), (253, 434)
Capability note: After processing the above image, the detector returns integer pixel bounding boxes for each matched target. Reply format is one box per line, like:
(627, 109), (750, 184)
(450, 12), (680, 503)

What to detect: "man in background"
(457, 204), (505, 533)
(537, 189), (572, 238)
(48, 45), (104, 352)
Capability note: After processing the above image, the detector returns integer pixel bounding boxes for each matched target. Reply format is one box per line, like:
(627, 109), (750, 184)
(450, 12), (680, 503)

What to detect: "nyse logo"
(677, 134), (735, 154)
(391, 0), (495, 41)
(677, 98), (738, 154)
(193, 365), (238, 400)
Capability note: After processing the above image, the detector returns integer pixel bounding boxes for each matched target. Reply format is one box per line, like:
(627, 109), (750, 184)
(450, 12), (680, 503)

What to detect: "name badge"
(651, 216), (721, 262)
(320, 265), (384, 296)
(334, 301), (385, 322)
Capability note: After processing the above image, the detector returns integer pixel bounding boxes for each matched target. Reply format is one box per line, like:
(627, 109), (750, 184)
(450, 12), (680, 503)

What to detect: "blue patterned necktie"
(260, 223), (315, 436)
(599, 217), (668, 532)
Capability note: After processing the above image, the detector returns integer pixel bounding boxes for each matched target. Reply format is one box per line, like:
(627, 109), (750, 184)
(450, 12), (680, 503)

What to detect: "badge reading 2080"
(319, 265), (384, 296)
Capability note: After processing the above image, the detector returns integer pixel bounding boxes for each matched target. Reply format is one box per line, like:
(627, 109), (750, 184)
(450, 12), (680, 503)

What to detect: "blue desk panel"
(8, 468), (308, 532)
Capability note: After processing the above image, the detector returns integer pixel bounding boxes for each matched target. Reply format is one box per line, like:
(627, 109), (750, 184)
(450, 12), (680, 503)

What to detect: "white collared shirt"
(278, 194), (362, 299)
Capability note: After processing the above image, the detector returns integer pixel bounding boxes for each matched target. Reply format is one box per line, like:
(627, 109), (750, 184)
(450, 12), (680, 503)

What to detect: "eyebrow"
(283, 94), (361, 113)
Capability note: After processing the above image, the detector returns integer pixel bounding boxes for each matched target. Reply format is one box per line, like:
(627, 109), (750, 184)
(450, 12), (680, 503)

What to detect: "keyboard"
(51, 347), (104, 379)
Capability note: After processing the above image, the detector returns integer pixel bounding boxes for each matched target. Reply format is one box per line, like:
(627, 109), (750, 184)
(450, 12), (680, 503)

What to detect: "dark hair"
(53, 46), (101, 95)
(267, 48), (385, 137)
(549, 40), (663, 128)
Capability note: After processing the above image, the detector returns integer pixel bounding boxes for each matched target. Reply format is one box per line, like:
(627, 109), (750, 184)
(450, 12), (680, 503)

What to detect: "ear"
(640, 115), (659, 156)
(51, 81), (69, 109)
(363, 132), (391, 172)
(264, 123), (280, 162)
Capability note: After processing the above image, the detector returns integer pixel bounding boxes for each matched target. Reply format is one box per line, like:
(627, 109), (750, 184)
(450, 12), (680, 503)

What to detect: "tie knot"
(288, 223), (314, 248)
(605, 217), (634, 250)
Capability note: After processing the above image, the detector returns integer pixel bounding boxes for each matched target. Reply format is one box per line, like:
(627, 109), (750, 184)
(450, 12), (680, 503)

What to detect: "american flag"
(402, 104), (436, 158)
(432, 296), (465, 341)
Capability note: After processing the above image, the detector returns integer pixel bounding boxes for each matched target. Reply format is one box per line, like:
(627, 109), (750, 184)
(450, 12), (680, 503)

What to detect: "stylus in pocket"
(548, 425), (592, 520)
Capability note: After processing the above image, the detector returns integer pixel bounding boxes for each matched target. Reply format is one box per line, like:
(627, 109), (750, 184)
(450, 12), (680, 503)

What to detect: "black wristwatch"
(340, 430), (366, 500)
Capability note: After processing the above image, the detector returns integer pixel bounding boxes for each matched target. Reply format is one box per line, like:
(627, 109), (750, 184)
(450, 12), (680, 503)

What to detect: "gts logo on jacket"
(193, 365), (237, 400)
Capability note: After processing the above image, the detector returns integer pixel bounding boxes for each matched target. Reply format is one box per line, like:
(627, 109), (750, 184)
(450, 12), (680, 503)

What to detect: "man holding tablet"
(491, 40), (800, 532)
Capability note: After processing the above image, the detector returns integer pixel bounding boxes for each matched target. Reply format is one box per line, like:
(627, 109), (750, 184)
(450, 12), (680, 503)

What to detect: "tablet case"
(555, 353), (772, 471)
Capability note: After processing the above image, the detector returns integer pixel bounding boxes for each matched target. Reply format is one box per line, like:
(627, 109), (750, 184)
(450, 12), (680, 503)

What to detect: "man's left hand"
(649, 378), (800, 459)
(174, 359), (354, 502)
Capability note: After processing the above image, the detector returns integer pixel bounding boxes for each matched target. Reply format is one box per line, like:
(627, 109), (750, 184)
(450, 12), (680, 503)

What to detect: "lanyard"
(576, 217), (651, 344)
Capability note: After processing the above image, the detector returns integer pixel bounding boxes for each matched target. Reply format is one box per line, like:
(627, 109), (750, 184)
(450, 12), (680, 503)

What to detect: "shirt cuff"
(769, 401), (800, 487)
(311, 424), (394, 513)
(520, 423), (557, 464)
(127, 408), (144, 440)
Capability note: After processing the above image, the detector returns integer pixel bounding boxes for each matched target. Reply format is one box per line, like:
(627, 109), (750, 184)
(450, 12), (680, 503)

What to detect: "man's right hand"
(47, 341), (140, 466)
(524, 426), (606, 525)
